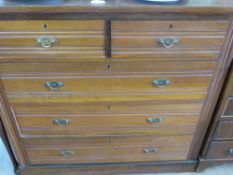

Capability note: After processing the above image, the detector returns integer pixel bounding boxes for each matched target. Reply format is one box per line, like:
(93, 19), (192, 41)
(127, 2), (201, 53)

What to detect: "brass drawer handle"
(147, 118), (164, 124)
(144, 148), (159, 154)
(37, 36), (57, 48)
(53, 119), (71, 126)
(153, 80), (171, 88)
(157, 37), (179, 48)
(227, 149), (233, 155)
(44, 81), (64, 91)
(59, 150), (75, 157)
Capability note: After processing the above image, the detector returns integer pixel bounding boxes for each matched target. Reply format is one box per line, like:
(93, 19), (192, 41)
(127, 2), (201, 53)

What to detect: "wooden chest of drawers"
(0, 1), (233, 175)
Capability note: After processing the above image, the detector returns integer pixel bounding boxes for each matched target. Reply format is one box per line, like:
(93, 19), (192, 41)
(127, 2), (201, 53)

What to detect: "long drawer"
(112, 20), (228, 60)
(16, 114), (198, 137)
(26, 145), (190, 164)
(2, 75), (213, 94)
(23, 135), (192, 164)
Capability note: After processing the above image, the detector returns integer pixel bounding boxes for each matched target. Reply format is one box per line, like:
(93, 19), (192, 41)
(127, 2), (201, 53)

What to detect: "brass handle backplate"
(153, 80), (171, 88)
(144, 148), (159, 154)
(37, 36), (57, 48)
(53, 119), (71, 126)
(157, 37), (179, 48)
(59, 150), (75, 157)
(147, 118), (164, 124)
(44, 81), (64, 91)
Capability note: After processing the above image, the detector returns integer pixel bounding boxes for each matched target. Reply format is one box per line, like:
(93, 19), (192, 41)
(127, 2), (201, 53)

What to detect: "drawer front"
(16, 114), (198, 137)
(214, 120), (233, 140)
(112, 20), (228, 60)
(3, 75), (212, 94)
(0, 20), (105, 60)
(17, 114), (199, 128)
(24, 136), (192, 164)
(207, 141), (233, 159)
(223, 98), (233, 117)
(26, 144), (190, 164)
(0, 61), (217, 75)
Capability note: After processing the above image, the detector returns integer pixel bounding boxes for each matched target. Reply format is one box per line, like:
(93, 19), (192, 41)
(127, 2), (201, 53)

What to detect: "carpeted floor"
(1, 138), (232, 175)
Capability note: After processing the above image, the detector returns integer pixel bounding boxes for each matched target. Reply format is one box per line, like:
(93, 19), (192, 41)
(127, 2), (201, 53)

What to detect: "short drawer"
(214, 120), (233, 140)
(207, 141), (233, 159)
(112, 20), (228, 60)
(16, 114), (199, 137)
(223, 98), (233, 117)
(25, 135), (191, 164)
(0, 20), (105, 60)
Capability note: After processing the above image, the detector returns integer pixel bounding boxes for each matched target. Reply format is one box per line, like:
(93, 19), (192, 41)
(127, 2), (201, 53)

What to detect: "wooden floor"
(1, 138), (232, 175)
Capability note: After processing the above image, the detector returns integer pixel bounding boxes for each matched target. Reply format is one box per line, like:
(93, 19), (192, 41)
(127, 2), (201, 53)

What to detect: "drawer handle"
(53, 119), (71, 126)
(59, 150), (75, 157)
(144, 148), (159, 154)
(227, 149), (233, 155)
(37, 36), (57, 48)
(147, 117), (164, 123)
(45, 81), (64, 91)
(153, 80), (171, 88)
(157, 37), (179, 48)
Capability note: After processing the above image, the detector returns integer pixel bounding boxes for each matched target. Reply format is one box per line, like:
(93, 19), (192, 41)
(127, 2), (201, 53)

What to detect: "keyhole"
(44, 24), (48, 29)
(169, 24), (173, 29)
(107, 106), (111, 110)
(107, 65), (110, 69)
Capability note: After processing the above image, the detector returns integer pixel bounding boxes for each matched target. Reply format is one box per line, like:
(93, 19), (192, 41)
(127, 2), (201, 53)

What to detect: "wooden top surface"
(0, 0), (233, 14)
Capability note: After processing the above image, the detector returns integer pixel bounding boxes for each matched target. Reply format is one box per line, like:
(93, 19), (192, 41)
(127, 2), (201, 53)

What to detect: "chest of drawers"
(1, 0), (233, 175)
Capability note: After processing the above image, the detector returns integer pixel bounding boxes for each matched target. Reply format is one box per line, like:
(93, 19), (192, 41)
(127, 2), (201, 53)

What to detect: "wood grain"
(0, 61), (217, 75)
(26, 145), (190, 164)
(0, 20), (105, 31)
(11, 102), (204, 115)
(214, 120), (233, 140)
(17, 114), (199, 128)
(2, 75), (213, 94)
(206, 141), (233, 159)
(23, 135), (194, 148)
(112, 21), (229, 33)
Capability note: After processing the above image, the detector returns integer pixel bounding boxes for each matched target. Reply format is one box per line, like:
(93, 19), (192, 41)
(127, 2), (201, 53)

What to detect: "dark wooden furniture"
(0, 0), (233, 174)
(198, 61), (233, 171)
